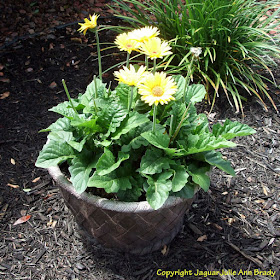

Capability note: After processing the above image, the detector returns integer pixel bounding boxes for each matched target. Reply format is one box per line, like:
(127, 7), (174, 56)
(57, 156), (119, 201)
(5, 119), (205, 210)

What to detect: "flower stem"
(93, 75), (98, 99)
(62, 79), (78, 114)
(126, 52), (130, 68)
(183, 55), (194, 103)
(169, 114), (174, 137)
(128, 86), (134, 111)
(93, 76), (98, 113)
(95, 28), (102, 81)
(145, 55), (148, 69)
(153, 59), (157, 74)
(152, 104), (157, 133)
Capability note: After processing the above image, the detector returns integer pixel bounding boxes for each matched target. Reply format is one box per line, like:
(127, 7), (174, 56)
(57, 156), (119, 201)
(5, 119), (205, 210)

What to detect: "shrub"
(111, 0), (280, 115)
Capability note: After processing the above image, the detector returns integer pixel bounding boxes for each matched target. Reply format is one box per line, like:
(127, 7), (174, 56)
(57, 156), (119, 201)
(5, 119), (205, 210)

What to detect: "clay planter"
(48, 165), (195, 255)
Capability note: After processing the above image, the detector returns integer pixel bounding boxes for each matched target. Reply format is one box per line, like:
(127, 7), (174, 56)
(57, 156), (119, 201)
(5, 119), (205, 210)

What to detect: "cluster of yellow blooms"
(114, 27), (176, 106)
(114, 27), (172, 60)
(78, 15), (177, 107)
(114, 65), (177, 106)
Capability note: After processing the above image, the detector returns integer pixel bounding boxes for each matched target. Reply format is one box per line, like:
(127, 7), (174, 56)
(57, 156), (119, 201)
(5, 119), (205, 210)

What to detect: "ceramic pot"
(48, 165), (195, 255)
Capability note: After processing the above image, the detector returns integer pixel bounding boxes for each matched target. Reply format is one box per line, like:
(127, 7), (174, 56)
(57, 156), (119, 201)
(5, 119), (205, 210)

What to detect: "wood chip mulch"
(0, 3), (280, 280)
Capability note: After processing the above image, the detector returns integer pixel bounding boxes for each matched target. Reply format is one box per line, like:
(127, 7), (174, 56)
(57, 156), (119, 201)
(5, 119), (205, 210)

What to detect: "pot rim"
(48, 165), (195, 213)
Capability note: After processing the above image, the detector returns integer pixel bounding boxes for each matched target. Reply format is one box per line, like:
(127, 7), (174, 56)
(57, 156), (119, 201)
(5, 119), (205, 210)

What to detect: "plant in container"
(35, 16), (256, 255)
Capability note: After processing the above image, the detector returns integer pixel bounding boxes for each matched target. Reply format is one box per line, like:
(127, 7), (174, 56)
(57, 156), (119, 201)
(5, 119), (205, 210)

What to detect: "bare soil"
(0, 6), (280, 280)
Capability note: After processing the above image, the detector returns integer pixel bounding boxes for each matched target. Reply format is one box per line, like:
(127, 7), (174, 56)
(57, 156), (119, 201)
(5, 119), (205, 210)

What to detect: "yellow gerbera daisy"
(138, 72), (177, 106)
(128, 26), (160, 43)
(78, 14), (99, 35)
(114, 65), (147, 86)
(115, 32), (140, 54)
(139, 37), (172, 60)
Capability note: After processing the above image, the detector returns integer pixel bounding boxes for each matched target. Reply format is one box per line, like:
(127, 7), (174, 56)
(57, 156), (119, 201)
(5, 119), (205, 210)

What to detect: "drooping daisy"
(129, 26), (160, 43)
(115, 32), (140, 54)
(114, 65), (147, 87)
(190, 47), (202, 57)
(139, 37), (172, 60)
(138, 72), (177, 106)
(78, 14), (99, 35)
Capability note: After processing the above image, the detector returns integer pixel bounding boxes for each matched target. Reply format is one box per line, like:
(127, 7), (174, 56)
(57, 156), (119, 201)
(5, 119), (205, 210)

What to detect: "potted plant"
(35, 16), (256, 255)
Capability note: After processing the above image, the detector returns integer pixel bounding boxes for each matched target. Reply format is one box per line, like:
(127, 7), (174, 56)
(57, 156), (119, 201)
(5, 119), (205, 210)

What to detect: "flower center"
(152, 86), (164, 97)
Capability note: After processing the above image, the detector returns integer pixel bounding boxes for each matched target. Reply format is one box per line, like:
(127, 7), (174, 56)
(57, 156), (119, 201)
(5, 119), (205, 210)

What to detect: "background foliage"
(112, 0), (280, 114)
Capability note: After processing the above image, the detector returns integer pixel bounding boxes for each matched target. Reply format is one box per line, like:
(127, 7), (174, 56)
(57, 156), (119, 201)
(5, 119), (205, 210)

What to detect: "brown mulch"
(0, 0), (114, 49)
(0, 3), (280, 280)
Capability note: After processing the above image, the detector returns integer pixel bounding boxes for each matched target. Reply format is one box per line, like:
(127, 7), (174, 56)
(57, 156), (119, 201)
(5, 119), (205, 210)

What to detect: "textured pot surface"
(48, 166), (195, 255)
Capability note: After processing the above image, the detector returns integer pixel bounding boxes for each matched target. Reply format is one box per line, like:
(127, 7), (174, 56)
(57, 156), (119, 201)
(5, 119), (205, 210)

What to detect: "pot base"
(49, 166), (195, 255)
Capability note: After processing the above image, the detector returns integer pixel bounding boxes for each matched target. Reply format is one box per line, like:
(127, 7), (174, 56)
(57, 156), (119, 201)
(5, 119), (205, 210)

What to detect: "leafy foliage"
(36, 72), (256, 209)
(69, 152), (96, 193)
(212, 119), (256, 140)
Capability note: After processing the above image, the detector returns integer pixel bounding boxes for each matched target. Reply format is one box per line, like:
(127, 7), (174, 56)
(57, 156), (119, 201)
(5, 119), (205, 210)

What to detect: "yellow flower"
(115, 32), (140, 54)
(114, 65), (147, 86)
(78, 14), (99, 35)
(139, 37), (172, 60)
(129, 27), (160, 43)
(138, 72), (177, 106)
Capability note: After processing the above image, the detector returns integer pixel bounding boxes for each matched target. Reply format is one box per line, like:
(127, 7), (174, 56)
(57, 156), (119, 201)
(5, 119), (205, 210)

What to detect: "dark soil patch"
(0, 0), (113, 49)
(1, 14), (280, 280)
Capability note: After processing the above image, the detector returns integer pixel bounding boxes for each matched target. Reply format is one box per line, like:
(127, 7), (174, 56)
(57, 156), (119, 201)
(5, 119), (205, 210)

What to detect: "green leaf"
(146, 172), (173, 210)
(69, 154), (95, 193)
(112, 112), (149, 140)
(105, 105), (128, 136)
(141, 130), (184, 157)
(95, 101), (127, 133)
(141, 130), (170, 149)
(185, 84), (206, 104)
(41, 116), (89, 153)
(138, 148), (174, 175)
(188, 164), (210, 191)
(117, 185), (142, 202)
(80, 78), (107, 108)
(172, 183), (196, 198)
(171, 165), (190, 192)
(115, 83), (138, 109)
(40, 117), (71, 132)
(96, 148), (129, 176)
(93, 139), (112, 147)
(88, 171), (131, 193)
(47, 130), (73, 143)
(35, 141), (74, 168)
(88, 173), (119, 192)
(183, 134), (236, 155)
(170, 102), (189, 128)
(197, 150), (235, 176)
(71, 115), (101, 130)
(121, 122), (162, 152)
(173, 75), (187, 100)
(158, 170), (173, 181)
(121, 135), (148, 152)
(134, 99), (150, 113)
(212, 119), (256, 140)
(190, 114), (210, 134)
(49, 101), (76, 118)
(115, 83), (130, 108)
(68, 137), (87, 152)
